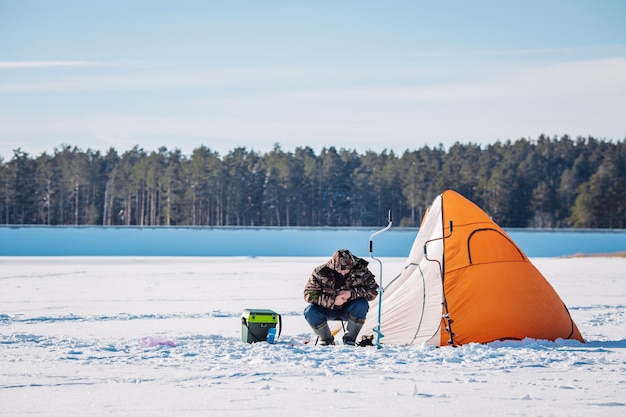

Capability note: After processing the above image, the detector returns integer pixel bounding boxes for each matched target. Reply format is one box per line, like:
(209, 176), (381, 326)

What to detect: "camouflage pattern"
(304, 249), (378, 309)
(331, 248), (356, 270)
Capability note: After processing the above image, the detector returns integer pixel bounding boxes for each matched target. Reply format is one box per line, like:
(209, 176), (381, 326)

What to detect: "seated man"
(303, 249), (378, 345)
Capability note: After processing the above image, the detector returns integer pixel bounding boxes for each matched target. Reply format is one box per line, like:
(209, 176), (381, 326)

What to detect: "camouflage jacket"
(303, 256), (378, 309)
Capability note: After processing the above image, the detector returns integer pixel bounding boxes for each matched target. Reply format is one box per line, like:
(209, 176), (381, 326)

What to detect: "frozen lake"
(1, 226), (625, 257)
(1, 256), (625, 416)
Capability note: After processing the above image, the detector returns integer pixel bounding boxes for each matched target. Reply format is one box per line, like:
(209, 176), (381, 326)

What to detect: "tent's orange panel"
(467, 229), (525, 265)
(437, 190), (584, 345)
(440, 191), (516, 274)
(440, 262), (584, 345)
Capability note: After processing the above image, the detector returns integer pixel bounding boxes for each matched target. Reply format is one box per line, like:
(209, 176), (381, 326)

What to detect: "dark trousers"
(303, 298), (369, 327)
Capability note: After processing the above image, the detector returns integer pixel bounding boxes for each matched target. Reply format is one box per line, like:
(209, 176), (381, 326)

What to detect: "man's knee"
(347, 298), (369, 319)
(304, 304), (326, 327)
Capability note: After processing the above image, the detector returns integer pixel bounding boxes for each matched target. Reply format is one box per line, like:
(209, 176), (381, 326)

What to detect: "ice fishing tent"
(360, 189), (584, 346)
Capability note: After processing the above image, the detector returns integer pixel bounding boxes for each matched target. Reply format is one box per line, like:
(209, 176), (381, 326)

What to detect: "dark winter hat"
(333, 249), (356, 270)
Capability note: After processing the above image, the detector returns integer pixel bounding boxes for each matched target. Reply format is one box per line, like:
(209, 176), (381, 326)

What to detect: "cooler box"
(241, 309), (280, 343)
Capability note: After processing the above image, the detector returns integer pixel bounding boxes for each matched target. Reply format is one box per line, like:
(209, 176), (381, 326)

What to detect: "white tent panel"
(361, 195), (445, 345)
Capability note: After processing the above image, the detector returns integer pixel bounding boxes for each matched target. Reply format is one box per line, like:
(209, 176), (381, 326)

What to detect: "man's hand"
(334, 290), (351, 307)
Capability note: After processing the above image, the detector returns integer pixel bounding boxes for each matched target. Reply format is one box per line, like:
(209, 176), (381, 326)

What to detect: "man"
(303, 249), (378, 345)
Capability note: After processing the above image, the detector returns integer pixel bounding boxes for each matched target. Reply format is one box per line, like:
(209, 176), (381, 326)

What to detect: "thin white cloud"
(1, 57), (624, 159)
(0, 61), (113, 69)
(0, 65), (305, 92)
(5, 56), (624, 99)
(473, 43), (626, 57)
(287, 57), (626, 102)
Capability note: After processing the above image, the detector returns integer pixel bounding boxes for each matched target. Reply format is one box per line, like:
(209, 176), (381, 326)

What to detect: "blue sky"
(1, 0), (625, 159)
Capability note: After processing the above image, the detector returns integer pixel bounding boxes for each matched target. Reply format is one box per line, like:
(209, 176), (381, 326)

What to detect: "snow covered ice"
(1, 256), (625, 416)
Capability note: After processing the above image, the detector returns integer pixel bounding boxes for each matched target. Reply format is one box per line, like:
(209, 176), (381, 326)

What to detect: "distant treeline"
(1, 134), (624, 228)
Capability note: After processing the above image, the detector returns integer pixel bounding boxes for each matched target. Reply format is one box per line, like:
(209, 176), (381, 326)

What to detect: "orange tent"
(360, 189), (584, 346)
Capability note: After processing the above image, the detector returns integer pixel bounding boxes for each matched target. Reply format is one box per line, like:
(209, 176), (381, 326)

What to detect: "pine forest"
(1, 135), (624, 229)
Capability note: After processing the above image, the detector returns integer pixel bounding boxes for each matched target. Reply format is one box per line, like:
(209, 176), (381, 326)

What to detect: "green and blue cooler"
(241, 309), (282, 343)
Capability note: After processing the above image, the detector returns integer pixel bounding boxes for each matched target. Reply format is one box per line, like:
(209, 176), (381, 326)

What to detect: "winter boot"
(312, 322), (335, 345)
(343, 316), (365, 346)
